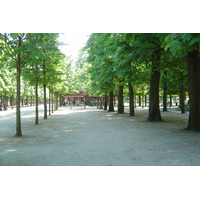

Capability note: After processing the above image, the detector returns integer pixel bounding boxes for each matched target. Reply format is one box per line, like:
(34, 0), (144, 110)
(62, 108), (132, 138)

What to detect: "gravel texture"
(1, 105), (200, 166)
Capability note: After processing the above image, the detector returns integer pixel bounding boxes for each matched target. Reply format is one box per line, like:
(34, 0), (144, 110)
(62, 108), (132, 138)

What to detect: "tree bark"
(162, 71), (168, 112)
(118, 80), (124, 114)
(3, 92), (7, 110)
(35, 74), (39, 125)
(128, 83), (135, 116)
(142, 94), (144, 108)
(55, 92), (58, 110)
(96, 97), (99, 108)
(49, 86), (51, 115)
(187, 50), (200, 131)
(145, 95), (147, 107)
(134, 95), (137, 108)
(59, 94), (62, 107)
(147, 65), (162, 122)
(108, 91), (114, 111)
(15, 59), (22, 137)
(104, 94), (108, 110)
(11, 95), (14, 109)
(91, 96), (94, 106)
(43, 65), (47, 119)
(99, 97), (103, 109)
(139, 95), (141, 107)
(44, 83), (47, 119)
(169, 95), (172, 107)
(163, 89), (167, 112)
(26, 97), (28, 106)
(180, 83), (185, 114)
(52, 87), (54, 113)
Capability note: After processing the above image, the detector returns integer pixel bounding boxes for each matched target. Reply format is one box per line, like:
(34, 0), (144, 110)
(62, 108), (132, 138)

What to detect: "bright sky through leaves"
(59, 33), (91, 61)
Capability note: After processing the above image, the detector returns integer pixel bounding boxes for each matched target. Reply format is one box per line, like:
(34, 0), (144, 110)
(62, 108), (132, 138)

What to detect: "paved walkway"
(0, 105), (200, 166)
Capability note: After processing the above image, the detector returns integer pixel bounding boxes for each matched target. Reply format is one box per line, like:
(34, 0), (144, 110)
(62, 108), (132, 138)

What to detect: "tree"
(74, 49), (92, 94)
(148, 57), (162, 121)
(86, 33), (154, 117)
(163, 33), (200, 131)
(86, 33), (118, 108)
(110, 34), (150, 116)
(124, 33), (166, 121)
(118, 79), (124, 113)
(0, 64), (16, 110)
(0, 33), (67, 135)
(159, 58), (188, 113)
(1, 33), (40, 136)
(22, 33), (67, 123)
(108, 91), (115, 111)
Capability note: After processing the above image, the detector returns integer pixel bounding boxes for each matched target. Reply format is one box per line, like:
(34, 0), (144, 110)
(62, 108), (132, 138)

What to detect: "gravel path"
(1, 105), (200, 166)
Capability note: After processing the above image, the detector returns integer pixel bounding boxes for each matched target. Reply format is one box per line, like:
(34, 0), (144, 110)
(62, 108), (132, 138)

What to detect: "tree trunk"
(145, 95), (147, 107)
(142, 94), (144, 108)
(104, 94), (108, 110)
(147, 66), (162, 122)
(134, 95), (137, 108)
(118, 81), (124, 114)
(180, 83), (185, 114)
(128, 83), (135, 116)
(91, 96), (94, 106)
(99, 97), (103, 109)
(26, 97), (29, 106)
(15, 59), (22, 137)
(139, 95), (141, 107)
(3, 92), (7, 110)
(163, 71), (168, 112)
(44, 83), (47, 119)
(85, 96), (89, 105)
(88, 96), (92, 106)
(169, 95), (172, 107)
(55, 92), (58, 110)
(30, 96), (32, 106)
(163, 88), (167, 112)
(52, 87), (54, 113)
(49, 86), (51, 115)
(11, 95), (14, 109)
(35, 74), (39, 125)
(43, 66), (47, 119)
(96, 97), (99, 108)
(187, 50), (200, 131)
(108, 91), (114, 111)
(59, 94), (62, 107)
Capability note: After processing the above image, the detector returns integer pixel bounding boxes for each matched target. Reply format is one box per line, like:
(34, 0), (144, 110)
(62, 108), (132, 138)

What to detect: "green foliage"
(85, 33), (117, 94)
(163, 33), (200, 57)
(0, 33), (71, 98)
(82, 33), (194, 103)
(85, 33), (154, 96)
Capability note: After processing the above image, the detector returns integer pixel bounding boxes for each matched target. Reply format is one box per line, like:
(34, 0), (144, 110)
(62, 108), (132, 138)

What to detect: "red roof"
(64, 94), (88, 98)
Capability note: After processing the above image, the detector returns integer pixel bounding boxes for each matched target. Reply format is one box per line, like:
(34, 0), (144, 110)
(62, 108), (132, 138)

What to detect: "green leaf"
(164, 34), (171, 43)
(164, 43), (171, 51)
(188, 37), (198, 46)
(170, 40), (182, 57)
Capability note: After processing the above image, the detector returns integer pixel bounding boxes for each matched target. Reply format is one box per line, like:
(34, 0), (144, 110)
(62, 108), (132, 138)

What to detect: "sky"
(59, 33), (91, 61)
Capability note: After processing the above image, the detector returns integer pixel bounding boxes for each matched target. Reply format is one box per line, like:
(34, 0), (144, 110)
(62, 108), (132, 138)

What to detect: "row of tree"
(82, 33), (200, 132)
(0, 33), (73, 137)
(1, 33), (200, 135)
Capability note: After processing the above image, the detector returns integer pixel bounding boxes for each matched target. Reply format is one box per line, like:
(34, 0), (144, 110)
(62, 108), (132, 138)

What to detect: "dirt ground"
(0, 105), (200, 166)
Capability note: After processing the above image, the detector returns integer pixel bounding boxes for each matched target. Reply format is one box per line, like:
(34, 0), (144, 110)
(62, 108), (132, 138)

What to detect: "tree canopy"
(84, 33), (200, 131)
(0, 33), (73, 136)
(1, 33), (200, 132)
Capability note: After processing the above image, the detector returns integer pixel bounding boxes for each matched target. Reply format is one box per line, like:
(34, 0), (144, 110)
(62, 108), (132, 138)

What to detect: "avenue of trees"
(0, 33), (73, 137)
(1, 33), (200, 135)
(83, 33), (200, 132)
